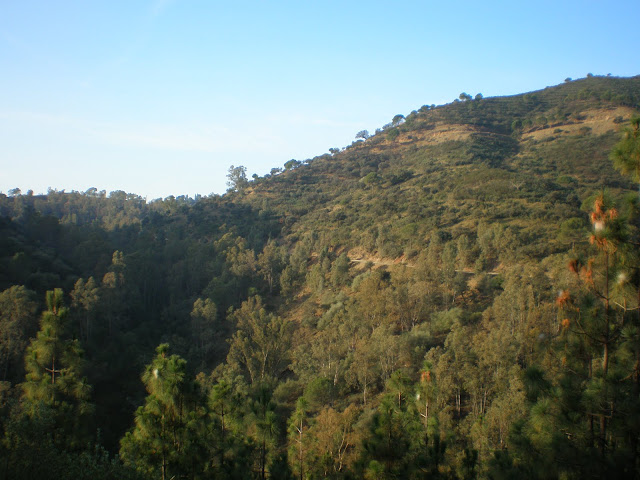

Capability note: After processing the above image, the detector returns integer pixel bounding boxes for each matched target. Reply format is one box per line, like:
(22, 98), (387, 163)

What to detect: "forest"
(1, 74), (640, 479)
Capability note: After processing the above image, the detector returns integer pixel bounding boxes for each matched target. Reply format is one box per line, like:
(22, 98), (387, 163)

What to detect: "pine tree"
(361, 372), (422, 478)
(249, 384), (278, 480)
(207, 376), (256, 478)
(559, 194), (628, 453)
(21, 288), (92, 446)
(120, 344), (206, 480)
(609, 115), (640, 475)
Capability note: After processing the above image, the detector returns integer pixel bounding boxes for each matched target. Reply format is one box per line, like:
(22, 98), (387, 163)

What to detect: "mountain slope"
(1, 74), (640, 477)
(237, 75), (639, 265)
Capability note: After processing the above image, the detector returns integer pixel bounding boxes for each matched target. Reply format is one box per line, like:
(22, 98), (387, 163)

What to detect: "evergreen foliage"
(1, 75), (640, 478)
(21, 289), (92, 446)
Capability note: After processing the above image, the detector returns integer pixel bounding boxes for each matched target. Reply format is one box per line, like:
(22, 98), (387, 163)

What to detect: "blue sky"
(1, 0), (639, 200)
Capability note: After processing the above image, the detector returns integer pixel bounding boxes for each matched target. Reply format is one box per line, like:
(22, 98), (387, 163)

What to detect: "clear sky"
(1, 0), (639, 200)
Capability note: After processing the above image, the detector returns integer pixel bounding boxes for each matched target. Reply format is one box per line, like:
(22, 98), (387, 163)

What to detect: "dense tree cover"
(0, 76), (640, 478)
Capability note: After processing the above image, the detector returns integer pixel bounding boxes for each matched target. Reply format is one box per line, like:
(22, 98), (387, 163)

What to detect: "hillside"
(1, 74), (639, 479)
(240, 75), (638, 262)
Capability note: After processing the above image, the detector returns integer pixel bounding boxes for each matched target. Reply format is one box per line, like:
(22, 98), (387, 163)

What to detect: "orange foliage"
(568, 258), (580, 275)
(557, 290), (572, 308)
(589, 195), (619, 252)
(582, 260), (595, 287)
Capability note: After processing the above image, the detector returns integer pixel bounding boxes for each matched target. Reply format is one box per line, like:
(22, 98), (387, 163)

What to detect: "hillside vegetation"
(1, 74), (640, 479)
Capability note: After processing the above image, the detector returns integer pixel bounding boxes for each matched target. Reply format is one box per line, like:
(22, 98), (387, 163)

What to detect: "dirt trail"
(350, 257), (407, 268)
(349, 256), (499, 275)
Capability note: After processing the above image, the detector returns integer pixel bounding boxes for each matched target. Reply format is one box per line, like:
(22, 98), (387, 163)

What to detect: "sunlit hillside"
(1, 74), (639, 479)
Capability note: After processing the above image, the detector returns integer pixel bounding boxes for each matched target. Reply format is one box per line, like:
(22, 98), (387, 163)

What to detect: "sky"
(1, 0), (639, 200)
